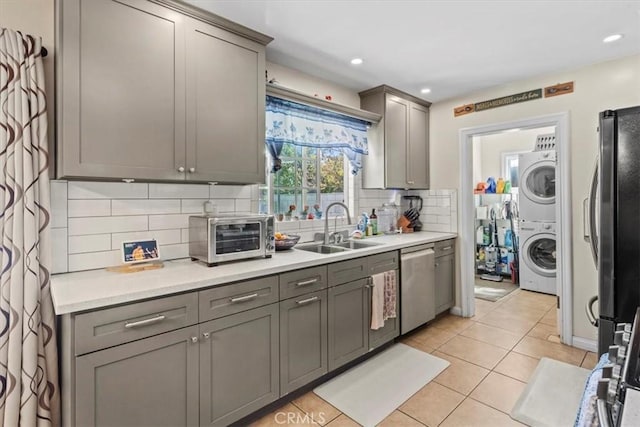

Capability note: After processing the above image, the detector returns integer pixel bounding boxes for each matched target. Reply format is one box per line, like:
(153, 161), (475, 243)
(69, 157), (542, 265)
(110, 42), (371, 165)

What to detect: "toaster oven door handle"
(296, 278), (319, 287)
(230, 293), (259, 303)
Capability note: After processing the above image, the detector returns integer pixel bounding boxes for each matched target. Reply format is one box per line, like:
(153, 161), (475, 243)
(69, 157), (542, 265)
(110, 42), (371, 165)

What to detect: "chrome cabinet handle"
(191, 336), (199, 343)
(296, 278), (318, 287)
(177, 166), (185, 172)
(202, 332), (210, 340)
(407, 180), (415, 185)
(188, 167), (195, 173)
(230, 293), (258, 303)
(441, 246), (452, 251)
(296, 296), (319, 305)
(124, 315), (166, 329)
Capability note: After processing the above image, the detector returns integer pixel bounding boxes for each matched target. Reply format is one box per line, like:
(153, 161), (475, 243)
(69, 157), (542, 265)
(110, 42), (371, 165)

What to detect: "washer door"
(520, 160), (556, 205)
(522, 232), (556, 277)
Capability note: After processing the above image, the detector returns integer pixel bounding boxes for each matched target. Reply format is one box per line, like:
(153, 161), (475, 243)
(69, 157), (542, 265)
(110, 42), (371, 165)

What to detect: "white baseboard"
(572, 336), (597, 353)
(450, 306), (462, 317)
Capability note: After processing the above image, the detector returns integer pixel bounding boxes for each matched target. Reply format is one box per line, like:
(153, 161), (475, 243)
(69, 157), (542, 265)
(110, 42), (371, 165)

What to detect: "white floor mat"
(511, 357), (590, 427)
(313, 343), (449, 427)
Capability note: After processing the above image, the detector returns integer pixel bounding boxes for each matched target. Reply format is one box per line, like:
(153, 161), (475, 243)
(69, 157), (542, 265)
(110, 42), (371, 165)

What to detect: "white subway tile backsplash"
(181, 228), (189, 243)
(68, 182), (148, 199)
(51, 228), (68, 273)
(68, 250), (121, 271)
(210, 185), (251, 199)
(235, 199), (251, 213)
(437, 216), (451, 225)
(69, 216), (148, 236)
(50, 181), (68, 228)
(111, 199), (181, 216)
(68, 199), (111, 217)
(209, 199), (236, 213)
(68, 234), (112, 254)
(159, 243), (189, 260)
(149, 214), (191, 230)
(181, 199), (207, 214)
(149, 183), (209, 199)
(111, 229), (182, 249)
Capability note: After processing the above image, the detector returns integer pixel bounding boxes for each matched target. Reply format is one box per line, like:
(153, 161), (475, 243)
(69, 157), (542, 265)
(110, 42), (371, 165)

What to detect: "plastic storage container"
(377, 203), (399, 234)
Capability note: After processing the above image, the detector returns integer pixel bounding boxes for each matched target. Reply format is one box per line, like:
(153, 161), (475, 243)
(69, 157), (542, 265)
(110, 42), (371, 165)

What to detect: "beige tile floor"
(251, 289), (598, 427)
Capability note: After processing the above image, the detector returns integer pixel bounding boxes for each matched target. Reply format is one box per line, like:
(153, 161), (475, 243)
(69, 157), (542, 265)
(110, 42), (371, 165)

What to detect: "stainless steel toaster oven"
(189, 214), (275, 266)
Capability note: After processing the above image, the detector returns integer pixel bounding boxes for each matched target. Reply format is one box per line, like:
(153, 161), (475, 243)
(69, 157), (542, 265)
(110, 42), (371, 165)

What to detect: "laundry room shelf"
(474, 193), (518, 278)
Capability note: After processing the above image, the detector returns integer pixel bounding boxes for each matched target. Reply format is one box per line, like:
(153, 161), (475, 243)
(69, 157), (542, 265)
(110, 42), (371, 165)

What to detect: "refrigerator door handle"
(586, 295), (599, 327)
(587, 161), (599, 266)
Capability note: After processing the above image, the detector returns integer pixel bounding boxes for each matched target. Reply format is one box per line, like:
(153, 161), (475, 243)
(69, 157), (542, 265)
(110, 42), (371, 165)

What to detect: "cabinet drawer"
(328, 258), (367, 287)
(199, 275), (278, 322)
(435, 239), (455, 257)
(280, 266), (328, 300)
(74, 293), (198, 356)
(368, 251), (399, 275)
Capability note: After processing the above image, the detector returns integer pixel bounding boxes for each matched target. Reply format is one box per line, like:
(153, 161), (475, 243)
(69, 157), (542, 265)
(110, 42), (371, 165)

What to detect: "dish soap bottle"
(370, 209), (378, 235)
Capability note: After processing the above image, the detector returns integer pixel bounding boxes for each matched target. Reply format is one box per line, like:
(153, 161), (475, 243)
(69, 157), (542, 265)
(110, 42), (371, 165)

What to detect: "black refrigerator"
(597, 106), (640, 355)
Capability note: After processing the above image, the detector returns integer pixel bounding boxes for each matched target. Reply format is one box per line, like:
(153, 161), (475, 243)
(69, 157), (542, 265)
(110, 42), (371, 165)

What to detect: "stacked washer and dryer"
(518, 134), (557, 295)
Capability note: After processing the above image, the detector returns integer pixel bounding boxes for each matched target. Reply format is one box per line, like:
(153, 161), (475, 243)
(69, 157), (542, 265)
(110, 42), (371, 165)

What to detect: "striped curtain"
(0, 29), (59, 426)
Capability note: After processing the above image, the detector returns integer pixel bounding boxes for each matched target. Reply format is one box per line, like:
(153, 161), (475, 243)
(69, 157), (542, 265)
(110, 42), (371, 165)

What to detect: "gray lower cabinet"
(199, 303), (279, 426)
(327, 278), (369, 371)
(75, 325), (199, 427)
(435, 240), (456, 314)
(279, 290), (328, 396)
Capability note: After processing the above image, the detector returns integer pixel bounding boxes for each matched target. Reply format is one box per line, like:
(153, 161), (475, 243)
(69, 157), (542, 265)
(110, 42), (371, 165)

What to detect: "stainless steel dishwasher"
(400, 244), (436, 334)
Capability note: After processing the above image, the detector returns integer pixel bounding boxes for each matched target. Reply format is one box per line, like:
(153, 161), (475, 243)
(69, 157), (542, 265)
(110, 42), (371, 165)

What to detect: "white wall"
(1, 0), (55, 156)
(474, 126), (554, 181)
(430, 54), (640, 341)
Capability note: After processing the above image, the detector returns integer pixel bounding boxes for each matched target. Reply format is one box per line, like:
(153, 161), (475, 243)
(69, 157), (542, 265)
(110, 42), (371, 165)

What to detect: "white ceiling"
(186, 0), (640, 102)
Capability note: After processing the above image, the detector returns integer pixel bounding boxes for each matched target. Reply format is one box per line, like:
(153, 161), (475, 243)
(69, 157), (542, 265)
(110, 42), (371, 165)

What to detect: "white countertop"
(51, 231), (456, 315)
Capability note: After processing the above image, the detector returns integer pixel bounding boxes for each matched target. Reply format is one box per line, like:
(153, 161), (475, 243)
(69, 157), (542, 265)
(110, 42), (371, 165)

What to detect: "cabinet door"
(384, 95), (410, 188)
(200, 304), (279, 426)
(280, 290), (328, 396)
(435, 254), (455, 314)
(75, 326), (199, 427)
(368, 272), (400, 350)
(58, 0), (186, 180)
(408, 102), (430, 189)
(328, 279), (369, 371)
(185, 18), (266, 183)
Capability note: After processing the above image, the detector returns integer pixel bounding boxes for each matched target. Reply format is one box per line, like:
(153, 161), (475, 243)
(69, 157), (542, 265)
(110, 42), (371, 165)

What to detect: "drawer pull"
(296, 296), (319, 305)
(230, 293), (259, 303)
(124, 315), (166, 329)
(296, 278), (319, 287)
(441, 246), (452, 251)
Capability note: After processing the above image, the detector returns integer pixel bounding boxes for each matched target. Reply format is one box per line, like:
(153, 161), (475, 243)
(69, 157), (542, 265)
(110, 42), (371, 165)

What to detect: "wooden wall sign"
(453, 89), (543, 117)
(544, 81), (574, 97)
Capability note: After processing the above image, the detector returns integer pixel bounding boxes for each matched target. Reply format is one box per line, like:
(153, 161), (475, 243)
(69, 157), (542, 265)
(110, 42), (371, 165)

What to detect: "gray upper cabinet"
(57, 0), (271, 183)
(184, 18), (266, 183)
(359, 85), (431, 189)
(75, 325), (199, 427)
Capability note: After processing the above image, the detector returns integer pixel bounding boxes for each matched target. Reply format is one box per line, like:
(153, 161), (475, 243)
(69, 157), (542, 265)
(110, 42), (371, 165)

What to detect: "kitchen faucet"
(324, 202), (352, 245)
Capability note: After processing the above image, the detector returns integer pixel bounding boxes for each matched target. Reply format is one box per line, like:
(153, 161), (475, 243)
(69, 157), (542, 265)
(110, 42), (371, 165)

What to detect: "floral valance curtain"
(265, 95), (370, 174)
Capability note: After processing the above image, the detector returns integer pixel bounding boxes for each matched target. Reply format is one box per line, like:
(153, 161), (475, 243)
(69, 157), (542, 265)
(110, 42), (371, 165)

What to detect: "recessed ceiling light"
(420, 88), (431, 94)
(603, 34), (623, 43)
(350, 58), (363, 65)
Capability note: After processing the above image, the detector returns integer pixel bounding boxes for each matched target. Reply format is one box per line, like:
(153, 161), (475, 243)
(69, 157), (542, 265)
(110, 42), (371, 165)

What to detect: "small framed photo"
(121, 239), (160, 264)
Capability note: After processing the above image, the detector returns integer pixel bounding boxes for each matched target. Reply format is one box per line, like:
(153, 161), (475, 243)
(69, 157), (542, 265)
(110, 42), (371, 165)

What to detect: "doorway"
(459, 113), (573, 345)
(472, 126), (555, 303)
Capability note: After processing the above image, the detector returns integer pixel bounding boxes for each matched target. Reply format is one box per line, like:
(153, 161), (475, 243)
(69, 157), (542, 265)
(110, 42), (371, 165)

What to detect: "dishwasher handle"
(401, 248), (434, 261)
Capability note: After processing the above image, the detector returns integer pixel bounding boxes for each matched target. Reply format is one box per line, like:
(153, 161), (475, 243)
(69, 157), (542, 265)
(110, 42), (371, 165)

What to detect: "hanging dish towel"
(370, 270), (397, 330)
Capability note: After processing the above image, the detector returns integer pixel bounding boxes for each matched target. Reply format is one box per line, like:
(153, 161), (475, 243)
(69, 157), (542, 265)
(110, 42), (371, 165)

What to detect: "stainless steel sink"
(296, 244), (349, 254)
(333, 241), (382, 250)
(297, 240), (382, 254)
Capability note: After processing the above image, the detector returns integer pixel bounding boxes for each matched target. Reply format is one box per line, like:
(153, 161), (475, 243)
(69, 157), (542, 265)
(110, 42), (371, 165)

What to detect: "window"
(259, 145), (349, 218)
(501, 151), (529, 189)
(261, 95), (369, 218)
